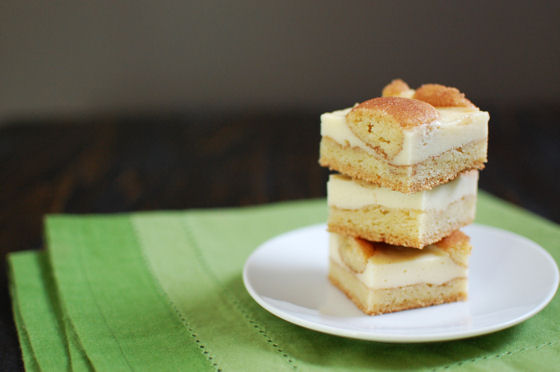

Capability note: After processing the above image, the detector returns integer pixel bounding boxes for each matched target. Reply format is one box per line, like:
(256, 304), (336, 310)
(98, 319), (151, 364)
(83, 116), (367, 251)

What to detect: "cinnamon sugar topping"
(413, 84), (477, 108)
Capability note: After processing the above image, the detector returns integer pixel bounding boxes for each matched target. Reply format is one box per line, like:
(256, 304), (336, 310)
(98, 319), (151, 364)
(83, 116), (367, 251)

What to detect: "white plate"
(243, 224), (559, 342)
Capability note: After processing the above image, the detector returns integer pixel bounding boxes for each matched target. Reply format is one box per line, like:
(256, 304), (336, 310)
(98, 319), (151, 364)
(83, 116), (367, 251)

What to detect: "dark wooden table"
(1, 105), (558, 370)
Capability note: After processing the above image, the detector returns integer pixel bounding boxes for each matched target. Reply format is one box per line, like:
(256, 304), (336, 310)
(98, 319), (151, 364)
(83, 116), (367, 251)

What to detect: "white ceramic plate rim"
(243, 223), (559, 342)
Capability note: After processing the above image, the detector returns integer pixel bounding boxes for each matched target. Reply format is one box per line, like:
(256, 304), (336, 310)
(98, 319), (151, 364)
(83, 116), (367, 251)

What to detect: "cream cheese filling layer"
(329, 234), (467, 290)
(327, 170), (478, 210)
(320, 107), (489, 166)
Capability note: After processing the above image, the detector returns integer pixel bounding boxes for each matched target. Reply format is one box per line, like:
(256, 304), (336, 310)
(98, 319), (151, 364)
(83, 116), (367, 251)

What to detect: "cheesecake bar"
(328, 231), (471, 315)
(327, 170), (478, 248)
(319, 80), (489, 193)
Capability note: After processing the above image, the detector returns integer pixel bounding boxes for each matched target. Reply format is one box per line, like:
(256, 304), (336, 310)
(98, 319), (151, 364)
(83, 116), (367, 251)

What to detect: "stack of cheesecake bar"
(319, 79), (489, 315)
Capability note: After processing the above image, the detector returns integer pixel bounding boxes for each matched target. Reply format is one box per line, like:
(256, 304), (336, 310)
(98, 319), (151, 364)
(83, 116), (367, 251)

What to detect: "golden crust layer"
(349, 96), (439, 129)
(329, 260), (467, 316)
(328, 195), (476, 249)
(413, 84), (477, 108)
(319, 136), (487, 193)
(381, 79), (410, 97)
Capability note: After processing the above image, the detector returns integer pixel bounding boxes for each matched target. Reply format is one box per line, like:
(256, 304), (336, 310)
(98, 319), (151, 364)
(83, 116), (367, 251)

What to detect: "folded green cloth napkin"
(9, 192), (560, 371)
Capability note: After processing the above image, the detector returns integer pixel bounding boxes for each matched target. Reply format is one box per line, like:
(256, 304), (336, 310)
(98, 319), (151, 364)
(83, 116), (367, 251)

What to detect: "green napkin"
(9, 192), (560, 371)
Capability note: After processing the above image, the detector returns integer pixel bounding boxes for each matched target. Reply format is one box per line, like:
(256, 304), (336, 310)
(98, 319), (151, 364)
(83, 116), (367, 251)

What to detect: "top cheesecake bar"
(319, 79), (489, 193)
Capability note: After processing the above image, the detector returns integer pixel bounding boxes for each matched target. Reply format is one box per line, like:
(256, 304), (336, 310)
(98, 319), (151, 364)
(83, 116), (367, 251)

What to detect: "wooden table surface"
(1, 105), (558, 370)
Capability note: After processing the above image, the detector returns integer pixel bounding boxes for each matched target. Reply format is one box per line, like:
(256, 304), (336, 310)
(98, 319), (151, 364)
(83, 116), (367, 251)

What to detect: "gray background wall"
(0, 1), (558, 121)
